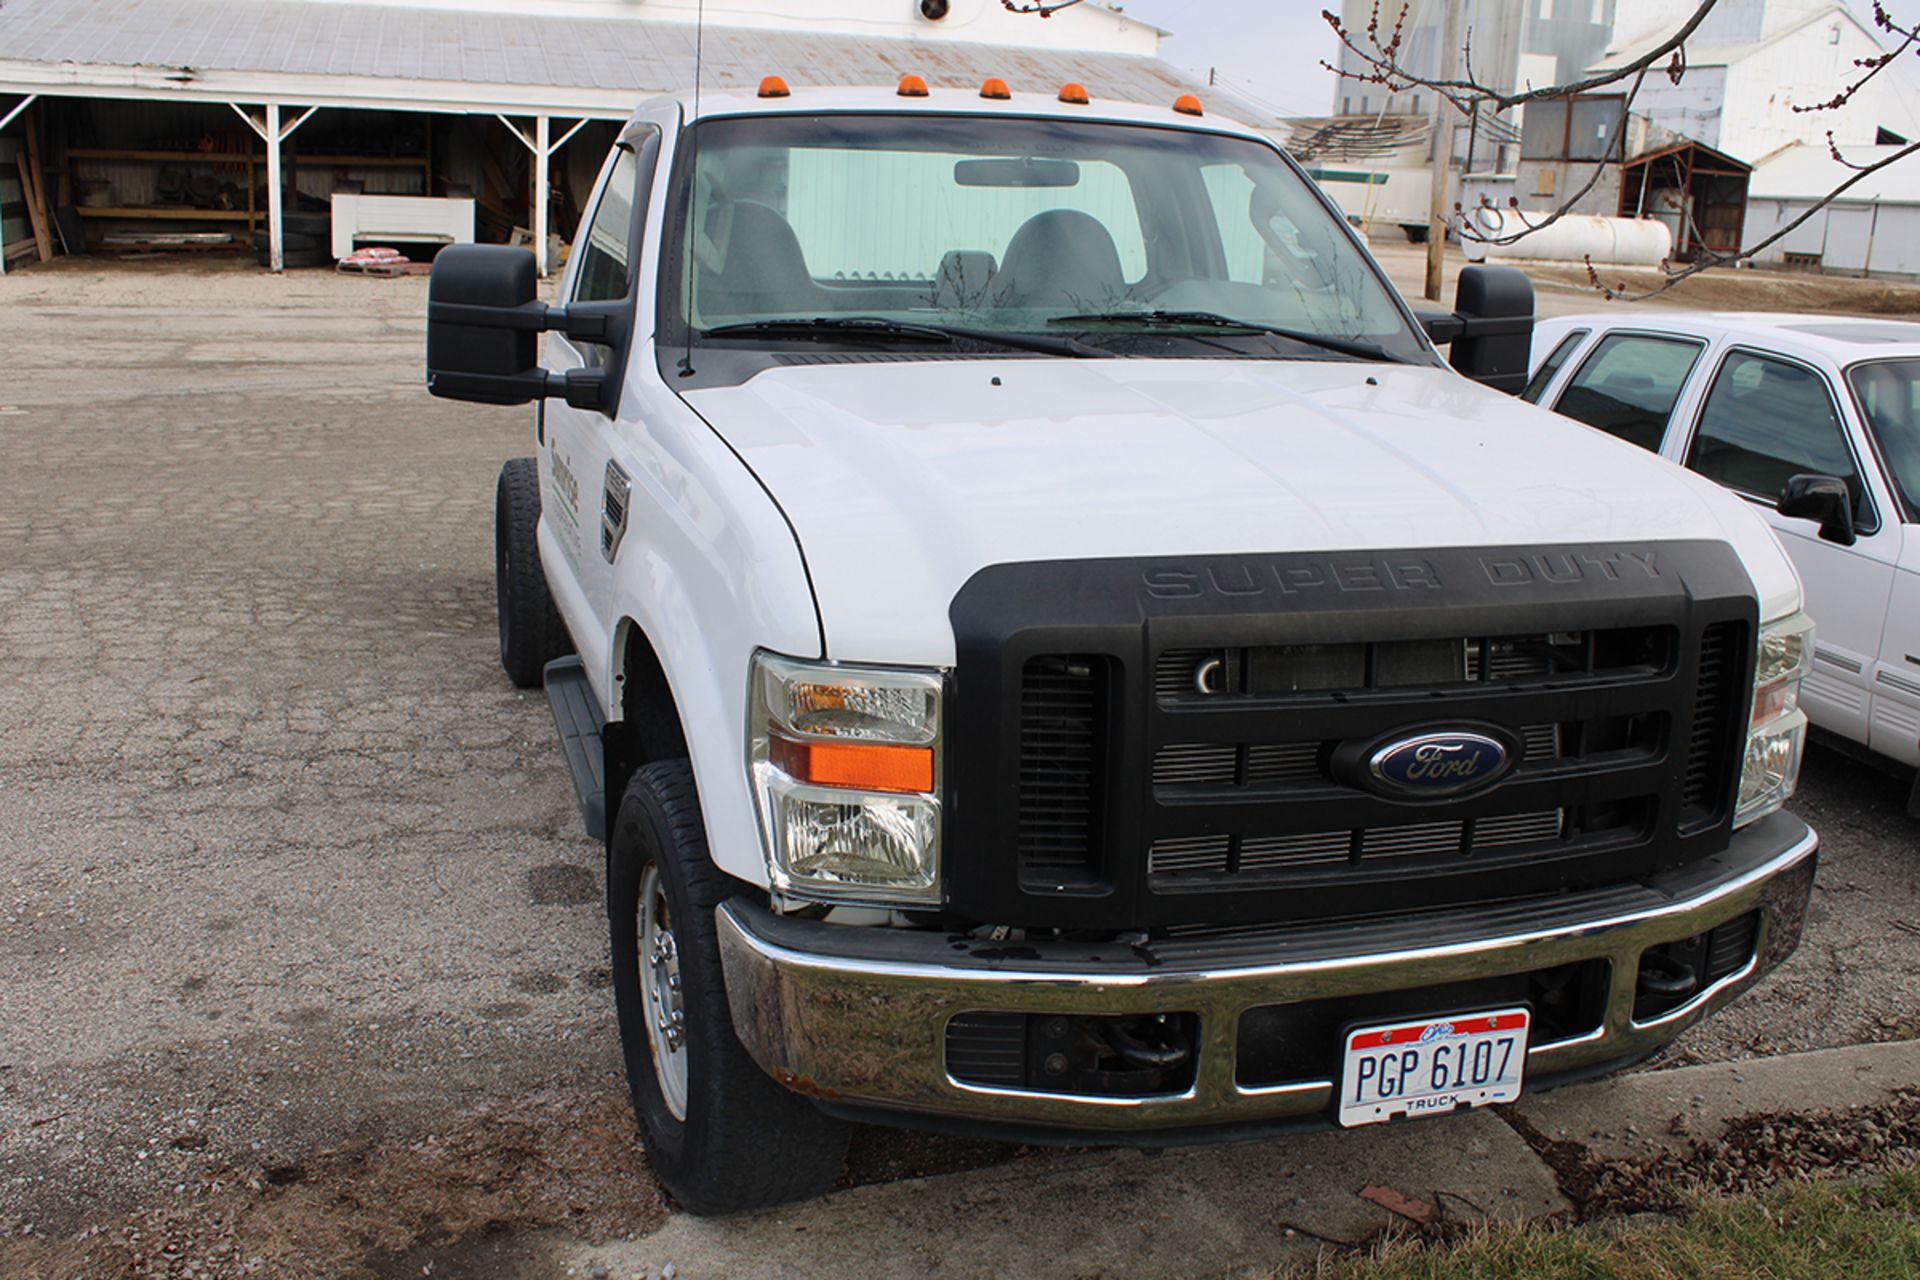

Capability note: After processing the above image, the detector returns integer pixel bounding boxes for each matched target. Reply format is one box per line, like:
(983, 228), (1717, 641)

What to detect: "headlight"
(749, 652), (943, 906)
(1735, 611), (1813, 828)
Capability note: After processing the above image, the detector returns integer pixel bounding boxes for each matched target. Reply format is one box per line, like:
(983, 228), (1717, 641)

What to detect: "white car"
(423, 83), (1821, 1214)
(1528, 312), (1920, 812)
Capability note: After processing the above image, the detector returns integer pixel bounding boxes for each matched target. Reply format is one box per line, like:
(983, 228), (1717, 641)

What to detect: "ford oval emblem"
(1368, 730), (1512, 799)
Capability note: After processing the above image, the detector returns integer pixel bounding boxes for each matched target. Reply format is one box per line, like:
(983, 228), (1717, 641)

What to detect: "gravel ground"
(1, 257), (1916, 1277)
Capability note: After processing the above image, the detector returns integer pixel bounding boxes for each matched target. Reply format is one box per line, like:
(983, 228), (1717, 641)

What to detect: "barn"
(0, 0), (1245, 275)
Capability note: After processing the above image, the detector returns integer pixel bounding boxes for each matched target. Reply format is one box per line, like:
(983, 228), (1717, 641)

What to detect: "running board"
(544, 656), (608, 840)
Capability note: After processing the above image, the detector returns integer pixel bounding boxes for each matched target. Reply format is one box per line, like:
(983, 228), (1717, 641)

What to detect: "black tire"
(609, 761), (850, 1214)
(282, 210), (331, 237)
(494, 457), (570, 688)
(249, 229), (321, 253)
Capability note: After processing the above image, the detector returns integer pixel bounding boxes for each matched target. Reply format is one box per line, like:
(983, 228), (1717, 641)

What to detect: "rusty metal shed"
(1615, 139), (1753, 262)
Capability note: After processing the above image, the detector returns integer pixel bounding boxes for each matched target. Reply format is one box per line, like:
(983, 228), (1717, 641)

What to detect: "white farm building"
(0, 0), (1249, 274)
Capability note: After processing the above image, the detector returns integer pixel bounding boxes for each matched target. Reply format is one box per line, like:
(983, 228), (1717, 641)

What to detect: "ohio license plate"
(1337, 1008), (1530, 1128)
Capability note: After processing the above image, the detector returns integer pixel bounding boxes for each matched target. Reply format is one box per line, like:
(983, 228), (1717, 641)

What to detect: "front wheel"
(608, 761), (850, 1214)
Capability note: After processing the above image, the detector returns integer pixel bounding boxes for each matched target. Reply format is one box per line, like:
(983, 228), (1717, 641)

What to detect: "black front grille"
(951, 542), (1759, 931)
(1015, 656), (1108, 888)
(1682, 620), (1748, 828)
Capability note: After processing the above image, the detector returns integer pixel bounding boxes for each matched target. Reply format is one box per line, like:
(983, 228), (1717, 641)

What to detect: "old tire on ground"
(494, 456), (570, 688)
(249, 229), (329, 268)
(609, 761), (850, 1214)
(282, 209), (331, 238)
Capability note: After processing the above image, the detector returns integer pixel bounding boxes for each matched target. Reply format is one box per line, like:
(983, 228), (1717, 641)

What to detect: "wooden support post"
(23, 105), (52, 262)
(16, 152), (50, 263)
(265, 103), (283, 272)
(1425, 0), (1463, 302)
(534, 114), (550, 278)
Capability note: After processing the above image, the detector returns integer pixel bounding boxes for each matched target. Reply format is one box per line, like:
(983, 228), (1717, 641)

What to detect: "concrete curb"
(561, 1039), (1920, 1279)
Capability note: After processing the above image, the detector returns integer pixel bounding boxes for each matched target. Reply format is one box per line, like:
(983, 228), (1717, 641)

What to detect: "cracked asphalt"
(0, 262), (1916, 1276)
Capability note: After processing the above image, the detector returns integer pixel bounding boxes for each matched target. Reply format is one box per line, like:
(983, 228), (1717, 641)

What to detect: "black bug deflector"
(944, 541), (1759, 931)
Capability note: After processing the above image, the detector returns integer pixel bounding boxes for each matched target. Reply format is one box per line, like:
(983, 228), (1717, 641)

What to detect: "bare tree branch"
(1795, 2), (1920, 114)
(1592, 136), (1920, 300)
(1457, 64), (1651, 248)
(1323, 0), (1720, 113)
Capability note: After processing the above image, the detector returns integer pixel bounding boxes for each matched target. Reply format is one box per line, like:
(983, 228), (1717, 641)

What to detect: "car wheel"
(609, 761), (850, 1214)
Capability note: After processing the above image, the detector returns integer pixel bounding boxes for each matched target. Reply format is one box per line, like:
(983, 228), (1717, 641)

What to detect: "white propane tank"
(1460, 208), (1673, 266)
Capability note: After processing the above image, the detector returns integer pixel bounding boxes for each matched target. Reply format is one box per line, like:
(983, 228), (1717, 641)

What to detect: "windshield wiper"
(1048, 310), (1402, 362)
(701, 316), (1112, 358)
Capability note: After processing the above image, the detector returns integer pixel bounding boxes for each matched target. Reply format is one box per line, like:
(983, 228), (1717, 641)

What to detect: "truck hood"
(683, 359), (1801, 665)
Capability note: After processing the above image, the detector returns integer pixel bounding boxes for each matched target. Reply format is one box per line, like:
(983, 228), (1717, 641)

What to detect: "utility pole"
(1425, 0), (1464, 301)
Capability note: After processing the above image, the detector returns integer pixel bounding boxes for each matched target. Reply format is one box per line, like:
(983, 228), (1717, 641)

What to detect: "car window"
(1846, 359), (1920, 523)
(1521, 328), (1588, 403)
(1687, 350), (1870, 525)
(783, 148), (1150, 284)
(573, 147), (639, 304)
(1553, 333), (1705, 451)
(663, 114), (1429, 364)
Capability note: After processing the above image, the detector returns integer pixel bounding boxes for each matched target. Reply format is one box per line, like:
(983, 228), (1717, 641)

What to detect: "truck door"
(542, 141), (648, 655)
(1680, 348), (1897, 748)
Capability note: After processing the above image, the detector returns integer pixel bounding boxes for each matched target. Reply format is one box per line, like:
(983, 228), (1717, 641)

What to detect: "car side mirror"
(1778, 473), (1857, 546)
(425, 244), (627, 414)
(1420, 265), (1535, 395)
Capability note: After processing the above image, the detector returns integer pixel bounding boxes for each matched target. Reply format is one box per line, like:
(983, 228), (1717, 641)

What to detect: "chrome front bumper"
(716, 813), (1817, 1135)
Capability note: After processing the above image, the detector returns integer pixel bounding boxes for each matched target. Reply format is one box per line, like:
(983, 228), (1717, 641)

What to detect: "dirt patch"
(1525, 259), (1920, 316)
(1503, 1088), (1920, 1221)
(0, 1090), (666, 1280)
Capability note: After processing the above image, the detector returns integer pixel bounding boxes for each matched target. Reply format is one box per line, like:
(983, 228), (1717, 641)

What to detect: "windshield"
(663, 113), (1429, 363)
(1845, 359), (1920, 521)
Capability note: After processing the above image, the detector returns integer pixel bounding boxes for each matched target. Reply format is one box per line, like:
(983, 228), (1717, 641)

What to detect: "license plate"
(1337, 1008), (1530, 1128)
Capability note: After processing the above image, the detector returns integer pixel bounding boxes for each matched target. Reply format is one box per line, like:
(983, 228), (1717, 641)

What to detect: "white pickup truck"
(426, 80), (1820, 1214)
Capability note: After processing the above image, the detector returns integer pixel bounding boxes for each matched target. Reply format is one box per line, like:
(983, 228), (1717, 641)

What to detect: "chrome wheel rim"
(638, 863), (689, 1121)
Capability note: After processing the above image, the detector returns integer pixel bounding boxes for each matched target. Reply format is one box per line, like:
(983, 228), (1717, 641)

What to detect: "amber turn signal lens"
(1058, 82), (1090, 104)
(771, 734), (935, 795)
(1173, 93), (1204, 116)
(980, 77), (1012, 100)
(758, 75), (792, 98)
(898, 73), (930, 97)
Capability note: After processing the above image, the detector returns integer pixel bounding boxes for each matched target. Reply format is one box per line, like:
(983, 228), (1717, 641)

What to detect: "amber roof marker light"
(1058, 82), (1090, 104)
(1173, 93), (1204, 116)
(898, 73), (930, 97)
(758, 75), (791, 98)
(980, 77), (1012, 100)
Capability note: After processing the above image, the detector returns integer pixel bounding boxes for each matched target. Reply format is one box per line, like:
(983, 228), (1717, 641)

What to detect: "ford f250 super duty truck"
(425, 78), (1820, 1215)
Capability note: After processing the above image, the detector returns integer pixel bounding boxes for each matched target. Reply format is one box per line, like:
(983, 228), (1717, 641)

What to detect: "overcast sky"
(1115, 0), (1344, 120)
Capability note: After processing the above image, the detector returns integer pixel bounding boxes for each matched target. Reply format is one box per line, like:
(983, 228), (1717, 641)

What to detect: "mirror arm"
(423, 298), (624, 349)
(1455, 314), (1533, 339)
(427, 298), (552, 332)
(559, 369), (611, 412)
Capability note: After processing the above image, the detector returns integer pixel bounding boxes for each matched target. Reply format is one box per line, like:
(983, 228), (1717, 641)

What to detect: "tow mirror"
(1778, 473), (1857, 546)
(425, 244), (627, 414)
(1416, 265), (1535, 395)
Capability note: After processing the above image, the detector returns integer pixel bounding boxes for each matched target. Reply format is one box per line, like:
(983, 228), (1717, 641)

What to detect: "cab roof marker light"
(758, 75), (791, 98)
(1173, 93), (1204, 116)
(980, 77), (1012, 100)
(898, 73), (930, 98)
(1059, 82), (1091, 104)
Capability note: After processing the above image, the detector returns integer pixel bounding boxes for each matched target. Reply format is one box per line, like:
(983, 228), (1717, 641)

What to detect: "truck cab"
(427, 80), (1819, 1214)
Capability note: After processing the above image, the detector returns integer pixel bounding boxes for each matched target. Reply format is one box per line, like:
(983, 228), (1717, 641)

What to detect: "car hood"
(683, 358), (1801, 665)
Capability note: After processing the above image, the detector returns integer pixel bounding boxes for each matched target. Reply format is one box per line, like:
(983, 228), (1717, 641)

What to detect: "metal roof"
(1750, 142), (1920, 205)
(0, 0), (1264, 122)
